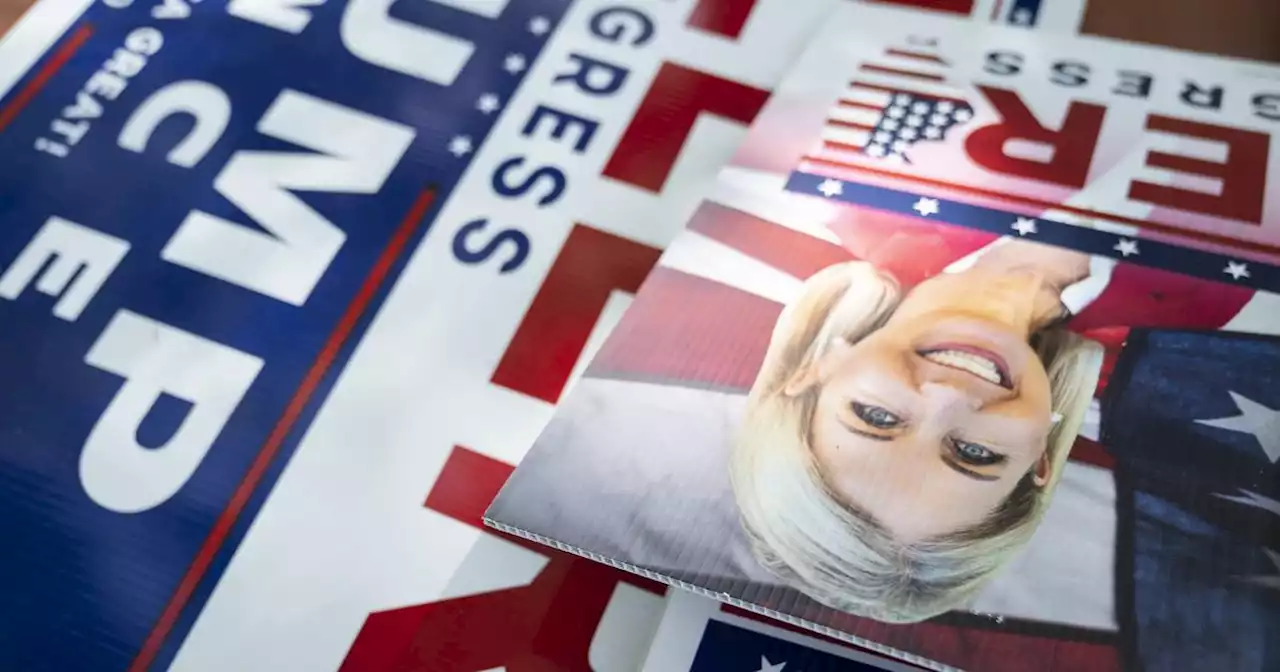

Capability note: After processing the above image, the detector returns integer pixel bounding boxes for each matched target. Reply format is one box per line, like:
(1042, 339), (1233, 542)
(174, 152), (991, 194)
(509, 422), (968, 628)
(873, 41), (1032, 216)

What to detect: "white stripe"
(0, 0), (93, 101)
(658, 231), (801, 305)
(809, 143), (869, 166)
(828, 105), (881, 127)
(839, 86), (891, 108)
(867, 57), (950, 82)
(1223, 290), (1280, 335)
(820, 124), (870, 148)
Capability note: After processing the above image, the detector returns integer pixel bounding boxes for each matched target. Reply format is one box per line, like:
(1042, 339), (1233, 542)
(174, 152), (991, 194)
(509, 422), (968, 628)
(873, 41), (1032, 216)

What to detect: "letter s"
(492, 157), (567, 206)
(984, 50), (1023, 76)
(452, 218), (530, 273)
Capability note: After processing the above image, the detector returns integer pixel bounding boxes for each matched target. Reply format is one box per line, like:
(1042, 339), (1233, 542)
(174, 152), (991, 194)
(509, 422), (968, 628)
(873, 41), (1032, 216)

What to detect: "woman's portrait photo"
(732, 241), (1104, 624)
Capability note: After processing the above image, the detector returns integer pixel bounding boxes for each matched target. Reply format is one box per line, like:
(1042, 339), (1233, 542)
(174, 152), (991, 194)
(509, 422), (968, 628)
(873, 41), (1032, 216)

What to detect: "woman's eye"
(852, 403), (902, 429)
(950, 439), (1004, 466)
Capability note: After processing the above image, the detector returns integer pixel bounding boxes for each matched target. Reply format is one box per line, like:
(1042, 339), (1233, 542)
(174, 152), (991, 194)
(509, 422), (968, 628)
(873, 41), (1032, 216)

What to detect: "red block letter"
(1129, 114), (1269, 224)
(340, 446), (660, 672)
(603, 63), (769, 193)
(686, 0), (759, 39)
(491, 224), (661, 403)
(964, 86), (1106, 188)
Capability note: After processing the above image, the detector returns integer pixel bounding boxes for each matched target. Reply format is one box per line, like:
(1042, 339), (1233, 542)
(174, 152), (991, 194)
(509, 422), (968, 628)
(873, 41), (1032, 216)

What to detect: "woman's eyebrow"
(940, 454), (1000, 481)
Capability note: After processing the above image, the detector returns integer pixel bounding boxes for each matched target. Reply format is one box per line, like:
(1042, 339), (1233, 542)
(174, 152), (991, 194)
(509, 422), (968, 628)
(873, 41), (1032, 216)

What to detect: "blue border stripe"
(785, 170), (1280, 293)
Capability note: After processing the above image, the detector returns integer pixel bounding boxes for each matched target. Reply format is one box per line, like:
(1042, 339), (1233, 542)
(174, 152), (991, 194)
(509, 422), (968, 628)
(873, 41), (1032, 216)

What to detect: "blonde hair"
(729, 262), (1102, 623)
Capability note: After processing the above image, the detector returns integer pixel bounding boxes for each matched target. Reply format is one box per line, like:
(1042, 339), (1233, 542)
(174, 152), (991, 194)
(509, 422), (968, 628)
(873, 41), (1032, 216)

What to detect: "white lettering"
(161, 90), (415, 304)
(228, 0), (491, 85)
(339, 0), (479, 86)
(152, 0), (192, 19)
(81, 310), (264, 513)
(0, 217), (129, 321)
(227, 0), (324, 33)
(119, 80), (231, 167)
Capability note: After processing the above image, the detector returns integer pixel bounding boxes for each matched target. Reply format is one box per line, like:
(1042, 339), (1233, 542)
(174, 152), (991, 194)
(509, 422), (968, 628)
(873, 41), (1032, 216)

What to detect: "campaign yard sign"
(0, 0), (1081, 670)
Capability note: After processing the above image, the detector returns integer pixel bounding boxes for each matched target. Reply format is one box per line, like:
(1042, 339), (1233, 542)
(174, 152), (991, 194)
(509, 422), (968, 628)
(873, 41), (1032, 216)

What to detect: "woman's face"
(803, 271), (1056, 542)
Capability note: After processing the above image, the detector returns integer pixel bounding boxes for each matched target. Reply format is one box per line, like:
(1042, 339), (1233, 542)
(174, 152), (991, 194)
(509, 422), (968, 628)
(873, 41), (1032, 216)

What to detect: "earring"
(1050, 411), (1064, 425)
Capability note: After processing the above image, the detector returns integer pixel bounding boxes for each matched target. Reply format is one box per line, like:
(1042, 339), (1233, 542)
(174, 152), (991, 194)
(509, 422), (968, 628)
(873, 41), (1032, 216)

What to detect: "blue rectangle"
(1008, 0), (1043, 26)
(0, 1), (567, 669)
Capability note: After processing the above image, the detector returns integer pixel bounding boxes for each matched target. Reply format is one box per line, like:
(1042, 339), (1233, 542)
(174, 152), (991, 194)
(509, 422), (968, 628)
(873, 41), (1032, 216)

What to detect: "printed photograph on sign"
(487, 5), (1280, 671)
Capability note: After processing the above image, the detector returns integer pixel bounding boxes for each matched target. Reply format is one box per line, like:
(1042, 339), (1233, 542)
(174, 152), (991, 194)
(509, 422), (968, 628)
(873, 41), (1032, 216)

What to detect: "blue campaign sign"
(0, 0), (578, 668)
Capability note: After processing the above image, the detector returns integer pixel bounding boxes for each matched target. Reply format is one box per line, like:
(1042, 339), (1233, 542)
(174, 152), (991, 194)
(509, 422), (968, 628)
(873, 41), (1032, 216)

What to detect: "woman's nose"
(920, 382), (982, 422)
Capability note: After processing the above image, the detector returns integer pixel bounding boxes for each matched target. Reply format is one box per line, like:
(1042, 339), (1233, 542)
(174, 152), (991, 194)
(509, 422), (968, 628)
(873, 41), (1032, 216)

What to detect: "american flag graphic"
(811, 37), (973, 168)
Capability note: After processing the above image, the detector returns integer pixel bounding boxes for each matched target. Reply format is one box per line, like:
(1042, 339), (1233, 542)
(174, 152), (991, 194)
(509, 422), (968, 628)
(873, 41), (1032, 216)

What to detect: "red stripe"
(822, 140), (865, 153)
(859, 63), (945, 82)
(885, 48), (946, 64)
(849, 80), (965, 104)
(0, 24), (94, 134)
(687, 201), (852, 279)
(128, 187), (438, 672)
(837, 99), (881, 111)
(801, 157), (1280, 256)
(828, 118), (874, 131)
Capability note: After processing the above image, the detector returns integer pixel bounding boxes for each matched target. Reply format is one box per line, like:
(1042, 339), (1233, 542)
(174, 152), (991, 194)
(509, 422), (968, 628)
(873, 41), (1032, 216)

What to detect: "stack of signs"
(0, 0), (1086, 670)
(486, 3), (1280, 671)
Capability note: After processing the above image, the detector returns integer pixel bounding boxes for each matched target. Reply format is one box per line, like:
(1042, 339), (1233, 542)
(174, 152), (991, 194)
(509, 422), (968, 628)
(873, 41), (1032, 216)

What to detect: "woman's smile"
(918, 343), (1011, 389)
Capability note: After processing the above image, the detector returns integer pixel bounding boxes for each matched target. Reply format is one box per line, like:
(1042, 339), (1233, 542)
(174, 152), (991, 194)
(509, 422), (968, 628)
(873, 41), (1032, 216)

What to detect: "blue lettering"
(452, 218), (530, 273)
(554, 53), (630, 97)
(491, 157), (567, 206)
(521, 105), (600, 153)
(588, 6), (653, 47)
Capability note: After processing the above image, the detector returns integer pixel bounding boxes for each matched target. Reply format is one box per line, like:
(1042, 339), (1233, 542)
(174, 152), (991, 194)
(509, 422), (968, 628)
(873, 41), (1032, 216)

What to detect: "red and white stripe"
(811, 38), (965, 167)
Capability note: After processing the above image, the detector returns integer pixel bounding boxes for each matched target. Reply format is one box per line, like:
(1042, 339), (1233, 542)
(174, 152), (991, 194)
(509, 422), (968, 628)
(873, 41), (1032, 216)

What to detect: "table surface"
(2, 0), (1279, 60)
(1, 0), (29, 33)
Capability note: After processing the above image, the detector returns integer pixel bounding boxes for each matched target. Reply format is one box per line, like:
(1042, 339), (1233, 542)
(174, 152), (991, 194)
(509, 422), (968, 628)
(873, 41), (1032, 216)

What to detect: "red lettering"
(1129, 115), (1269, 224)
(686, 0), (759, 39)
(603, 63), (769, 192)
(491, 224), (661, 403)
(340, 446), (660, 672)
(964, 86), (1106, 189)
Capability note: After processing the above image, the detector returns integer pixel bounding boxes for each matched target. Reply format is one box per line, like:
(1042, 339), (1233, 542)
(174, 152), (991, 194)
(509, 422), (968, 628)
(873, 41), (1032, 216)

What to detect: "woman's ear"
(1032, 450), (1052, 487)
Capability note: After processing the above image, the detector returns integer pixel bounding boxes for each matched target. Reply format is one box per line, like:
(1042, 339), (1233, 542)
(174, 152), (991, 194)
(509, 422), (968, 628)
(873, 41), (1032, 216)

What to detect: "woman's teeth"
(922, 350), (1003, 385)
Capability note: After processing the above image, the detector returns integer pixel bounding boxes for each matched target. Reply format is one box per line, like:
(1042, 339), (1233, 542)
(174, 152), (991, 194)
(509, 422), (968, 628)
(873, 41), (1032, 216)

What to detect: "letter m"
(162, 90), (415, 305)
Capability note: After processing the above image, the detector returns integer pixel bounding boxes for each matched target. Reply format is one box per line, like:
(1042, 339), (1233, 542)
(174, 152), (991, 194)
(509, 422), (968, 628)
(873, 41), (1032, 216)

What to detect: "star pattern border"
(787, 171), (1278, 294)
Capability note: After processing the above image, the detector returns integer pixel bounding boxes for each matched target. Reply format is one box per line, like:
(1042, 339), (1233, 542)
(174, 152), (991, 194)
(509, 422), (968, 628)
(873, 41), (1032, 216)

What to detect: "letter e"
(0, 217), (129, 321)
